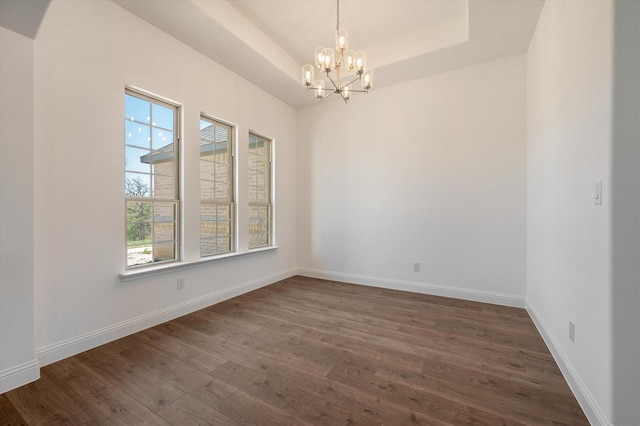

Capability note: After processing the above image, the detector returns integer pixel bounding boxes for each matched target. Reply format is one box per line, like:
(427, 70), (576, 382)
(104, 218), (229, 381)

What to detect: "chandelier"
(301, 0), (373, 103)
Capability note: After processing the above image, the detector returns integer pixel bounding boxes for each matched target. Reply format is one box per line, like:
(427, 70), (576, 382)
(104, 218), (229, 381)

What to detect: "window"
(200, 116), (234, 256)
(248, 133), (272, 249)
(124, 89), (179, 268)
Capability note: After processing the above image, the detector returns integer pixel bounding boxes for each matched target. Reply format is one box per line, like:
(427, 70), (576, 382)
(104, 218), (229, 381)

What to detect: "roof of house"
(140, 124), (229, 164)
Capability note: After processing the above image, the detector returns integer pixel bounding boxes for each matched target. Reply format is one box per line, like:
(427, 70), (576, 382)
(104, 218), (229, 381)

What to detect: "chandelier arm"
(304, 85), (336, 101)
(342, 75), (362, 88)
(326, 73), (341, 92)
(321, 91), (337, 101)
(307, 85), (366, 96)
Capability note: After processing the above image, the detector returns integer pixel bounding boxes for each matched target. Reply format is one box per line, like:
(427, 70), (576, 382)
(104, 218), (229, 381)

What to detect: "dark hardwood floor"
(2, 276), (589, 425)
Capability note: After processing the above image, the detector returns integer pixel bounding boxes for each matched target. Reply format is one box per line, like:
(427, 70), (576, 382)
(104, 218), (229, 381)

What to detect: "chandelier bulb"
(342, 86), (350, 101)
(354, 51), (366, 74)
(315, 80), (325, 99)
(322, 48), (335, 73)
(301, 64), (314, 87)
(344, 50), (355, 72)
(336, 29), (348, 52)
(362, 69), (374, 90)
(314, 47), (324, 69)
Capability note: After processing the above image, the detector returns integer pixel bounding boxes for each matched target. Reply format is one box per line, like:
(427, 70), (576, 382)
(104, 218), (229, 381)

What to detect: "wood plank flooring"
(2, 276), (589, 425)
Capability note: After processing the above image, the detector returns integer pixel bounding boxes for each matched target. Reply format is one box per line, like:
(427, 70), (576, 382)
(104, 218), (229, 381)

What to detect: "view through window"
(248, 133), (272, 249)
(124, 90), (179, 268)
(200, 116), (234, 256)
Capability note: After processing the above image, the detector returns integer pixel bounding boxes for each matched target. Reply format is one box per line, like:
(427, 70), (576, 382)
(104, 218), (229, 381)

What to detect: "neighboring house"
(138, 124), (234, 260)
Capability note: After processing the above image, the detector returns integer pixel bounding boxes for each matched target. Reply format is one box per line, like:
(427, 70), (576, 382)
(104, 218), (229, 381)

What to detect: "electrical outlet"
(569, 321), (575, 342)
(177, 277), (185, 290)
(413, 262), (421, 272)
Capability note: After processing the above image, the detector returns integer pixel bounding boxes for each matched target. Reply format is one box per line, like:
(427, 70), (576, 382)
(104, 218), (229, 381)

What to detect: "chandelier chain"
(336, 0), (340, 32)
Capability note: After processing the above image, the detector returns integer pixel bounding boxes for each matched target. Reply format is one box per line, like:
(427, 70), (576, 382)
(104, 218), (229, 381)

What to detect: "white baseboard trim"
(37, 268), (297, 368)
(0, 358), (40, 393)
(297, 268), (525, 308)
(526, 301), (611, 426)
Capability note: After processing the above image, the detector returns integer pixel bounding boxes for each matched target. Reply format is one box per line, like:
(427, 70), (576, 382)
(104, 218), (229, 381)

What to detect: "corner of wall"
(299, 268), (526, 308)
(526, 301), (612, 426)
(0, 359), (40, 393)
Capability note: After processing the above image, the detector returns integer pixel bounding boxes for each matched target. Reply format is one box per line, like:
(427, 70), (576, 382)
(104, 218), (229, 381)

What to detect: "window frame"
(124, 88), (181, 269)
(248, 132), (273, 250)
(199, 114), (236, 258)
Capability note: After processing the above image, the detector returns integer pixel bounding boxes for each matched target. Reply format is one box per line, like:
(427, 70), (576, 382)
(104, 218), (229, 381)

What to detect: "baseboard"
(526, 301), (611, 426)
(297, 268), (525, 308)
(37, 267), (297, 367)
(0, 358), (40, 393)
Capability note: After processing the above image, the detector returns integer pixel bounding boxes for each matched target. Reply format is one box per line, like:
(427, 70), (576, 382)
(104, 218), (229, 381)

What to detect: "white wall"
(297, 54), (527, 307)
(0, 27), (39, 392)
(33, 0), (297, 365)
(526, 0), (614, 424)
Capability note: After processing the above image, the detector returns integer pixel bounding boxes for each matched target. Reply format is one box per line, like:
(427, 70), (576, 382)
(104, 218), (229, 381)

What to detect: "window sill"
(119, 246), (279, 282)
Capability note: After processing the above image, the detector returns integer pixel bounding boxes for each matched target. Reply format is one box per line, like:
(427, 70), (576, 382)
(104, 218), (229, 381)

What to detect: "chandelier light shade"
(314, 79), (325, 99)
(301, 0), (372, 103)
(362, 69), (373, 89)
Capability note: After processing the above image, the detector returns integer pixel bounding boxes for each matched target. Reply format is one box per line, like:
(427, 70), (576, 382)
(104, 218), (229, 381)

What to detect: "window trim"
(119, 245), (278, 281)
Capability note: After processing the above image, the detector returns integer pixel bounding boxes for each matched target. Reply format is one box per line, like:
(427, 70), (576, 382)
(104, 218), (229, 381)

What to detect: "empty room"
(1, 0), (638, 424)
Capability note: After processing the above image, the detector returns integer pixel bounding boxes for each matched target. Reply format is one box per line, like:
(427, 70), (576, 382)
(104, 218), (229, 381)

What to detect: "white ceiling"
(228, 0), (469, 66)
(0, 0), (545, 109)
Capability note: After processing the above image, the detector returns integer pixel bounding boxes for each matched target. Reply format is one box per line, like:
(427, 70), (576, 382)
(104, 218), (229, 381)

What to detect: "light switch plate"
(594, 180), (603, 205)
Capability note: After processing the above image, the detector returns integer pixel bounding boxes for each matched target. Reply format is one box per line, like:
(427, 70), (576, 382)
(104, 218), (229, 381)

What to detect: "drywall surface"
(297, 54), (527, 306)
(0, 26), (38, 392)
(527, 0), (613, 423)
(33, 0), (297, 363)
(611, 1), (640, 424)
